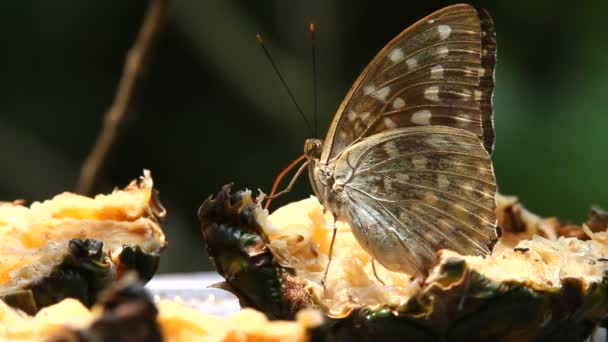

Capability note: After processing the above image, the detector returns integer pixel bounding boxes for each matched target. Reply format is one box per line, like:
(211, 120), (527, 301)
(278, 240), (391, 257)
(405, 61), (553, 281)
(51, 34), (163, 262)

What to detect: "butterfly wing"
(321, 4), (496, 163)
(331, 126), (497, 274)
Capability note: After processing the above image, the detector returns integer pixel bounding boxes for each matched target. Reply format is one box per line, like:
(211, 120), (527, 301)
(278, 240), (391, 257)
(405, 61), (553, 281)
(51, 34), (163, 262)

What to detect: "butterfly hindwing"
(332, 126), (497, 274)
(322, 4), (496, 162)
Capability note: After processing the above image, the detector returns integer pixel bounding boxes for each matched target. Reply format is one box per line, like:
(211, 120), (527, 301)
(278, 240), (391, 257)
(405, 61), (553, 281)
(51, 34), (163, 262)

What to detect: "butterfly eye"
(304, 139), (323, 159)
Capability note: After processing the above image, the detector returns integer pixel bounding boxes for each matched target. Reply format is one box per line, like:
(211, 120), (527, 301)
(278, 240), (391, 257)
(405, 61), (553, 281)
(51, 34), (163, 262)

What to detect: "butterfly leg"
(321, 216), (338, 291)
(266, 160), (310, 200)
(371, 259), (386, 285)
(457, 269), (473, 310)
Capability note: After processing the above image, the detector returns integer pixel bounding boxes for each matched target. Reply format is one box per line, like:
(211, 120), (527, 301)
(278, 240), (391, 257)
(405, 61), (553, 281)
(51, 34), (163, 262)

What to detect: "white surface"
(146, 272), (223, 290)
(146, 272), (240, 315)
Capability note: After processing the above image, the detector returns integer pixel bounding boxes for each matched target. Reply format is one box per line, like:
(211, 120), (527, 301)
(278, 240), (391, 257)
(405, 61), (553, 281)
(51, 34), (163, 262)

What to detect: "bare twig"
(76, 0), (169, 195)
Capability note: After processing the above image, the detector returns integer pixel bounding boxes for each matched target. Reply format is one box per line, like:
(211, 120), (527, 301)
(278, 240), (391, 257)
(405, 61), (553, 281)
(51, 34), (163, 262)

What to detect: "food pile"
(199, 185), (608, 341)
(1, 179), (607, 341)
(0, 171), (165, 314)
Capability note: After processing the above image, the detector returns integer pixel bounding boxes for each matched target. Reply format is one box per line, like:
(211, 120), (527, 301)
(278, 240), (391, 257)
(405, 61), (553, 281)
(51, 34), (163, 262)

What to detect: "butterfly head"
(304, 139), (323, 161)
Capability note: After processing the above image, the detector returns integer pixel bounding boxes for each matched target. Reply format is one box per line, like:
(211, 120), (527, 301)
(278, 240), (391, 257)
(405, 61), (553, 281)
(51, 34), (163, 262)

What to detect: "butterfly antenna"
(256, 34), (313, 135)
(309, 23), (318, 137)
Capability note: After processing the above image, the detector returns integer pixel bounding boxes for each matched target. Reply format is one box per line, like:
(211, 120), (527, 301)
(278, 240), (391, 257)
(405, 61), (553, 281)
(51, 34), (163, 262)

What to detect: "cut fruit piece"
(199, 185), (608, 342)
(0, 274), (319, 342)
(0, 171), (166, 314)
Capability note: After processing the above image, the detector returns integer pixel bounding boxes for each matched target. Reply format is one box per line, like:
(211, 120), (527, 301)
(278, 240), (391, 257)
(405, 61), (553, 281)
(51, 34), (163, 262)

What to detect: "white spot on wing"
(409, 204), (421, 214)
(395, 173), (409, 183)
(424, 86), (440, 102)
(397, 211), (412, 227)
(360, 112), (372, 123)
(424, 231), (441, 244)
(462, 183), (475, 193)
(423, 192), (438, 205)
(437, 174), (450, 188)
(474, 90), (483, 101)
(438, 47), (449, 57)
(388, 48), (404, 63)
(383, 117), (398, 128)
(456, 113), (471, 128)
(438, 25), (452, 40)
(371, 86), (391, 102)
(411, 110), (432, 125)
(383, 141), (398, 157)
(428, 19), (435, 24)
(412, 156), (428, 169)
(425, 136), (447, 147)
(363, 85), (376, 95)
(406, 58), (418, 69)
(478, 67), (486, 77)
(431, 65), (444, 79)
(392, 97), (405, 109)
(347, 111), (357, 122)
(383, 177), (395, 193)
(438, 218), (452, 230)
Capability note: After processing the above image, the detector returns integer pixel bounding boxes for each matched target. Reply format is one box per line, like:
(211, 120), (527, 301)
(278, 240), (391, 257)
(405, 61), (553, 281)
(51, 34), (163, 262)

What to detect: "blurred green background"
(1, 1), (606, 273)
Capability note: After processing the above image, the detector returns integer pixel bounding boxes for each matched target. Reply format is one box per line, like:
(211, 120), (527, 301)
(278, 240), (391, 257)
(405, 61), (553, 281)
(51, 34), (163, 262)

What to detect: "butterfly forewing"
(321, 4), (496, 163)
(478, 8), (497, 153)
(333, 126), (497, 274)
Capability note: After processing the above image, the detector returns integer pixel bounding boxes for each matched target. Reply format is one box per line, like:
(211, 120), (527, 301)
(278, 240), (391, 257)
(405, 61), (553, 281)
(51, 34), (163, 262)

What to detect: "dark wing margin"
(478, 7), (497, 155)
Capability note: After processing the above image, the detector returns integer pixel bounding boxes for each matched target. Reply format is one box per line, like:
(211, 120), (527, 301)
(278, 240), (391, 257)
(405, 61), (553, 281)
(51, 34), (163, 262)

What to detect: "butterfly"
(270, 4), (498, 278)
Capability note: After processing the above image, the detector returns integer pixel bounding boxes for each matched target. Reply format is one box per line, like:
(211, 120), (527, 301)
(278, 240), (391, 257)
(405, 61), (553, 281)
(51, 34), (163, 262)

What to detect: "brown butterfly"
(270, 4), (497, 279)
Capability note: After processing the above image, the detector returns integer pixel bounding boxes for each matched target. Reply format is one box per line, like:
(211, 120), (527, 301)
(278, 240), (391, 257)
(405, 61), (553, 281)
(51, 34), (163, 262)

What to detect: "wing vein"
(369, 174), (496, 224)
(378, 60), (481, 89)
(396, 202), (456, 242)
(381, 174), (496, 225)
(353, 149), (489, 172)
(384, 105), (481, 117)
(398, 198), (492, 242)
(382, 40), (481, 74)
(350, 188), (435, 255)
(370, 167), (496, 188)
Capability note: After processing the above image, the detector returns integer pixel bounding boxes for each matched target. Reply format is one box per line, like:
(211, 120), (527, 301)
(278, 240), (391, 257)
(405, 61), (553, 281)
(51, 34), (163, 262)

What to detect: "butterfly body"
(302, 4), (498, 276)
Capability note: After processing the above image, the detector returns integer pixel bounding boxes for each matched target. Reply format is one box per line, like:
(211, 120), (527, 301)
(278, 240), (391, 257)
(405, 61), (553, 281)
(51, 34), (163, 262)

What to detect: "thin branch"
(76, 0), (169, 195)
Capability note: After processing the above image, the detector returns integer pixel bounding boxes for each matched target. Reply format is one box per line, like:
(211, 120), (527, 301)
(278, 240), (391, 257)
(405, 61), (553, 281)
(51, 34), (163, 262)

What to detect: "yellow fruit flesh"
(0, 297), (319, 342)
(0, 171), (165, 286)
(158, 301), (318, 342)
(260, 194), (608, 317)
(0, 298), (93, 340)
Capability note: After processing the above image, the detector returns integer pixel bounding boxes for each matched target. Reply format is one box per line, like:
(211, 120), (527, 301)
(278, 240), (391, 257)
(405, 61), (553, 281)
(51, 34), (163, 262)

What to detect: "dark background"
(1, 1), (606, 273)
